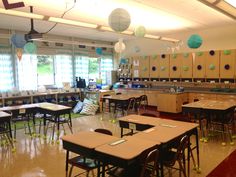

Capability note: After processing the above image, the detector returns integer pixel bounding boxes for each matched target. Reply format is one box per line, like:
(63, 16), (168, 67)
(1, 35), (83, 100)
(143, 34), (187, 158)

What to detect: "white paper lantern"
(108, 8), (131, 32)
(114, 39), (126, 53)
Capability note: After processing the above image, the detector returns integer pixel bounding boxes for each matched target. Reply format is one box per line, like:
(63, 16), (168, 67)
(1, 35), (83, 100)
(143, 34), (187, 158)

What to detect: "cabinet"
(169, 53), (181, 79)
(220, 50), (236, 79)
(193, 51), (206, 78)
(144, 90), (160, 106)
(157, 93), (188, 113)
(205, 50), (220, 79)
(188, 93), (217, 102)
(149, 55), (159, 78)
(159, 54), (170, 79)
(181, 53), (193, 78)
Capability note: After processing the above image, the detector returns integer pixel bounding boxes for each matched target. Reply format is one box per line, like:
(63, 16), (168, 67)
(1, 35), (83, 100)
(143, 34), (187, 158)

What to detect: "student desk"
(0, 111), (13, 147)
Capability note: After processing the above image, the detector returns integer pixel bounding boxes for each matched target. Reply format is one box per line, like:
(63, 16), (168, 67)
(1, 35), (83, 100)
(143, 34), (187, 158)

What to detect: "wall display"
(220, 49), (235, 78)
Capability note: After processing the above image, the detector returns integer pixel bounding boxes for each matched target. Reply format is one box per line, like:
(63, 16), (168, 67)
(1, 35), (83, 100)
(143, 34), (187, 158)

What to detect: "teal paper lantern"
(24, 42), (37, 54)
(95, 47), (103, 55)
(134, 26), (146, 37)
(187, 34), (203, 49)
(11, 34), (26, 48)
(108, 8), (131, 32)
(209, 64), (215, 70)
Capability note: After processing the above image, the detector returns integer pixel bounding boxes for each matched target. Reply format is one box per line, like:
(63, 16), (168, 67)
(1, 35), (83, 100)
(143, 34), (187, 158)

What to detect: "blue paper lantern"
(187, 34), (202, 49)
(95, 47), (103, 55)
(24, 42), (37, 54)
(11, 34), (26, 48)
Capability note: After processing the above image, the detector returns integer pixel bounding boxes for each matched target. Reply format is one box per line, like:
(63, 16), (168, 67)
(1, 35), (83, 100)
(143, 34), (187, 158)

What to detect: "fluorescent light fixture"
(144, 34), (161, 40)
(48, 17), (98, 28)
(225, 0), (236, 8)
(121, 30), (134, 35)
(197, 0), (236, 19)
(160, 37), (180, 43)
(0, 8), (44, 19)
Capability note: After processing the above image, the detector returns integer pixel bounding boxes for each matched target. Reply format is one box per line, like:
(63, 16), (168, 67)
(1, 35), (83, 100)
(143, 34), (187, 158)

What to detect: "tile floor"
(0, 114), (235, 177)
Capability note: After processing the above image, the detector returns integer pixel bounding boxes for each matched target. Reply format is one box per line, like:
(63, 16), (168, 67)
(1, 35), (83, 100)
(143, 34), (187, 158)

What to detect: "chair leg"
(178, 161), (187, 177)
(68, 166), (73, 177)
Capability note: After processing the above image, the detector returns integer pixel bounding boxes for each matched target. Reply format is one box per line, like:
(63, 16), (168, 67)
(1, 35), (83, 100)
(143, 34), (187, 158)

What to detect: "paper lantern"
(134, 46), (140, 53)
(95, 47), (103, 55)
(108, 8), (131, 32)
(16, 48), (23, 61)
(134, 26), (146, 37)
(187, 34), (202, 49)
(11, 34), (26, 48)
(114, 39), (126, 53)
(24, 42), (37, 54)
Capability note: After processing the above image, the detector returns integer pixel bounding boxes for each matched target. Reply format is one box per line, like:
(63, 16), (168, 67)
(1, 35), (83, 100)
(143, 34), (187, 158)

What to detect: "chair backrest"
(140, 95), (148, 110)
(116, 92), (122, 95)
(139, 147), (159, 177)
(127, 97), (136, 112)
(94, 128), (113, 136)
(175, 135), (189, 164)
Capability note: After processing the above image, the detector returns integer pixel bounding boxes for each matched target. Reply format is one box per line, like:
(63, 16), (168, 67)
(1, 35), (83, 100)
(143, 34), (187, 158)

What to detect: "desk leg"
(159, 145), (164, 177)
(97, 161), (101, 177)
(66, 150), (69, 176)
(121, 127), (123, 138)
(43, 114), (47, 138)
(187, 135), (190, 177)
(195, 128), (200, 171)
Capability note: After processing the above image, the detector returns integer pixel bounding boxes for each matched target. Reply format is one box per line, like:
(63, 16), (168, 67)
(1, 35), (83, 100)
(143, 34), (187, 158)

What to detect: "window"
(17, 54), (38, 91)
(37, 55), (54, 86)
(75, 55), (113, 85)
(54, 55), (73, 87)
(0, 52), (14, 91)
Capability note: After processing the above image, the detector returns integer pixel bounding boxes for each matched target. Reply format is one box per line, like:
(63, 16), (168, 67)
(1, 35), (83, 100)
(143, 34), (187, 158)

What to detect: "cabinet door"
(149, 55), (159, 78)
(169, 53), (181, 78)
(205, 50), (220, 78)
(220, 49), (236, 78)
(159, 54), (170, 78)
(180, 53), (193, 78)
(139, 56), (150, 78)
(193, 51), (206, 78)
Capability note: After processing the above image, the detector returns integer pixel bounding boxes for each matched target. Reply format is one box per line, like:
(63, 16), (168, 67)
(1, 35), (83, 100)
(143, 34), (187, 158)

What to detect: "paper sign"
(133, 60), (139, 66)
(129, 123), (136, 130)
(134, 70), (139, 77)
(19, 109), (26, 114)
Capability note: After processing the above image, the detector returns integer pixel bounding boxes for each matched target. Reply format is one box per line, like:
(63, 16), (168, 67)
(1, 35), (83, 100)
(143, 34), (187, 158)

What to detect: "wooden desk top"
(0, 104), (37, 111)
(0, 111), (11, 117)
(182, 100), (236, 110)
(61, 131), (120, 149)
(37, 102), (71, 111)
(95, 136), (159, 160)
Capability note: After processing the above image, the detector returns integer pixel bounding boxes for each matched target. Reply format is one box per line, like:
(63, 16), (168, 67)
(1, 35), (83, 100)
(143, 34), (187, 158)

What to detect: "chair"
(115, 97), (136, 117)
(108, 147), (159, 177)
(68, 128), (113, 177)
(137, 95), (148, 113)
(116, 92), (122, 95)
(162, 135), (189, 177)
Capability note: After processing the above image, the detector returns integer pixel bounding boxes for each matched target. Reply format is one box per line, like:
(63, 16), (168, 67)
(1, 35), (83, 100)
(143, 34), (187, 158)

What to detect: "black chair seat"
(68, 156), (98, 169)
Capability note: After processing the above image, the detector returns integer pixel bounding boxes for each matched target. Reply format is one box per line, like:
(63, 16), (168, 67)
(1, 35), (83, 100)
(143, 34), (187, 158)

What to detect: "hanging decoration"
(134, 26), (146, 37)
(108, 8), (131, 32)
(166, 40), (183, 53)
(187, 34), (202, 49)
(134, 46), (140, 53)
(95, 47), (103, 55)
(11, 34), (27, 48)
(16, 48), (23, 61)
(114, 39), (126, 53)
(24, 42), (37, 54)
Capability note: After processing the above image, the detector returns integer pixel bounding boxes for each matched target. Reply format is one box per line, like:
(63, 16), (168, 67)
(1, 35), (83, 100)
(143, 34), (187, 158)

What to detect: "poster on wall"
(133, 60), (139, 66)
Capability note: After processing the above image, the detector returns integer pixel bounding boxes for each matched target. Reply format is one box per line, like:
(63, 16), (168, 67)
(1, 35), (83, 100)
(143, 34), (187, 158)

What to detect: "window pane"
(88, 57), (99, 81)
(75, 55), (89, 85)
(37, 55), (54, 86)
(0, 53), (14, 91)
(54, 55), (73, 88)
(18, 54), (38, 90)
(101, 56), (113, 84)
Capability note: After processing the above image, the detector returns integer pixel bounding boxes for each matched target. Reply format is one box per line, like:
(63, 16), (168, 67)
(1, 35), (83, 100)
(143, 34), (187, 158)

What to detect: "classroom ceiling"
(0, 0), (235, 43)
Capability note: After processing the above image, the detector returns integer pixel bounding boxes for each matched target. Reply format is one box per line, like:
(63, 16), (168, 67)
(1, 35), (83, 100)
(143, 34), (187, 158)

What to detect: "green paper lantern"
(172, 53), (177, 59)
(223, 50), (231, 55)
(196, 51), (203, 56)
(134, 25), (146, 37)
(24, 42), (37, 54)
(209, 64), (215, 70)
(183, 66), (189, 71)
(183, 53), (189, 58)
(187, 34), (203, 49)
